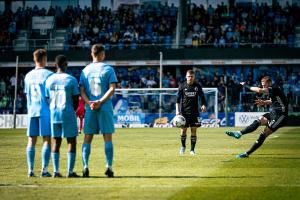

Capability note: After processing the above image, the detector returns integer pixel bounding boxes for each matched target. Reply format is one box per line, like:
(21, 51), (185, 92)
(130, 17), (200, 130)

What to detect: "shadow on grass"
(87, 175), (263, 179)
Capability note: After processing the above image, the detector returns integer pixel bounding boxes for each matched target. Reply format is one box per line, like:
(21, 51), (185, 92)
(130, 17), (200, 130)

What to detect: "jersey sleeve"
(198, 84), (207, 106)
(176, 84), (183, 103)
(79, 71), (87, 88)
(24, 75), (28, 94)
(108, 67), (118, 84)
(72, 77), (80, 96)
(267, 85), (279, 95)
(45, 79), (50, 98)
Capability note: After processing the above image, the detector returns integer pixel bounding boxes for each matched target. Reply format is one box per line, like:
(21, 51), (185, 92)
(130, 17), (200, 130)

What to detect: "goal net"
(113, 88), (218, 128)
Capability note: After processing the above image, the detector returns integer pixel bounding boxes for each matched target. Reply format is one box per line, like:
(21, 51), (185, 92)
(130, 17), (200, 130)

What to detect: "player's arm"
(199, 86), (207, 112)
(72, 95), (79, 110)
(240, 82), (269, 94)
(91, 83), (116, 110)
(176, 85), (183, 115)
(255, 98), (272, 106)
(80, 86), (92, 106)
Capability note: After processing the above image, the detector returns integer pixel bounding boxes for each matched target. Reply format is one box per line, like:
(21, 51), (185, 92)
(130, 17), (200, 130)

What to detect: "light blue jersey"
(46, 73), (79, 138)
(79, 62), (118, 112)
(24, 68), (53, 117)
(45, 73), (80, 124)
(80, 62), (117, 134)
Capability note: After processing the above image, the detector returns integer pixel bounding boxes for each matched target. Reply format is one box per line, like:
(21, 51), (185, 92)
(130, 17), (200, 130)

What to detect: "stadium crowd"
(0, 65), (299, 114)
(1, 2), (300, 50)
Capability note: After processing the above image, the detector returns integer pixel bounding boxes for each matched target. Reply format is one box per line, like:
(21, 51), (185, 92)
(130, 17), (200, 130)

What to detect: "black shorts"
(263, 112), (288, 132)
(182, 113), (200, 128)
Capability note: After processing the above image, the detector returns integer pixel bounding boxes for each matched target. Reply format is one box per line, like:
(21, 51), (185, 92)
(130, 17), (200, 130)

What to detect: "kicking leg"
(225, 116), (268, 139)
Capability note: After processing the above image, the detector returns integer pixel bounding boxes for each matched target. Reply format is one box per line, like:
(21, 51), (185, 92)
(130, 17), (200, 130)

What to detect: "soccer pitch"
(0, 127), (300, 200)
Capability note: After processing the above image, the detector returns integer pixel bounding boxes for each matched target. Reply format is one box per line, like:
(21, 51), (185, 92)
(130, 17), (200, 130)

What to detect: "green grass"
(0, 127), (300, 200)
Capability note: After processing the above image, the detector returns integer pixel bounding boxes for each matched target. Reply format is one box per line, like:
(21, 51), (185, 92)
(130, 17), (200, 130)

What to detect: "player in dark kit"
(225, 76), (288, 158)
(176, 70), (207, 155)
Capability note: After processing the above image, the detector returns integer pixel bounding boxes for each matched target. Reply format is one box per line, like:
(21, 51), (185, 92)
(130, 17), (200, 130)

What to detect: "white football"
(173, 115), (186, 128)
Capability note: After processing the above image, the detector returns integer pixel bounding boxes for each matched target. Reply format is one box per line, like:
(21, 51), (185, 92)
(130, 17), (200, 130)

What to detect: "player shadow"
(88, 175), (262, 179)
(260, 157), (300, 160)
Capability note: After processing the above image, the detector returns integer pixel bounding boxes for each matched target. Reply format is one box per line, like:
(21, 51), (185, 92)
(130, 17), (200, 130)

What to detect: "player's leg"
(225, 114), (269, 139)
(51, 136), (62, 177)
(40, 116), (52, 177)
(82, 134), (93, 177)
(237, 126), (273, 158)
(100, 110), (115, 178)
(190, 127), (198, 155)
(180, 127), (187, 154)
(26, 136), (37, 177)
(82, 111), (97, 177)
(103, 134), (114, 177)
(66, 137), (79, 177)
(26, 117), (39, 177)
(41, 136), (51, 177)
(241, 114), (269, 135)
(237, 113), (287, 158)
(79, 116), (83, 134)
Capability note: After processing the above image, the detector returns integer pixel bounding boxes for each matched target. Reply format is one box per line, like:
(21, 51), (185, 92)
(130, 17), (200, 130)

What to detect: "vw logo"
(239, 115), (249, 124)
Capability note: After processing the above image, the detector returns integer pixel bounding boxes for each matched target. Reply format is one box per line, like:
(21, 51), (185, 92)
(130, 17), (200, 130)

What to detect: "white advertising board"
(0, 115), (27, 128)
(235, 112), (266, 127)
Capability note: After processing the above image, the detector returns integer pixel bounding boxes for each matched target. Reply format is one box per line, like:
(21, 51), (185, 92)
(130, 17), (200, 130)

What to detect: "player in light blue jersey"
(45, 55), (80, 178)
(80, 44), (118, 178)
(24, 49), (53, 177)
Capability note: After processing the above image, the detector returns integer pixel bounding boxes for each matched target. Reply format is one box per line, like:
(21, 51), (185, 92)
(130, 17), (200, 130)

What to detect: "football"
(173, 115), (186, 128)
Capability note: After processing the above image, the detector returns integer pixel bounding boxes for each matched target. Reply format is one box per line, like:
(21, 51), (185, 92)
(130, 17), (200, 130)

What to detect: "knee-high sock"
(82, 143), (91, 169)
(247, 133), (267, 155)
(26, 146), (35, 173)
(181, 135), (186, 147)
(105, 141), (113, 168)
(241, 120), (260, 135)
(51, 152), (60, 173)
(68, 152), (76, 173)
(41, 144), (51, 172)
(191, 136), (197, 151)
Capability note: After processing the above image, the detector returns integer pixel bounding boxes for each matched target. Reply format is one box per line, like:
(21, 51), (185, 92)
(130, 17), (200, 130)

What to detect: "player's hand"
(255, 99), (264, 106)
(90, 100), (102, 110)
(240, 82), (246, 86)
(201, 105), (207, 112)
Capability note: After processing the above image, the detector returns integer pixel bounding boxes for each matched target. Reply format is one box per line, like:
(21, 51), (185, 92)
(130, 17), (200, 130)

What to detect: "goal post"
(113, 88), (218, 128)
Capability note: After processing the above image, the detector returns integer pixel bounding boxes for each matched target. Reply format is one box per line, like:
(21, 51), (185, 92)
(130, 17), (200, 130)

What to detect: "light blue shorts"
(51, 122), (78, 138)
(27, 116), (51, 137)
(84, 110), (115, 134)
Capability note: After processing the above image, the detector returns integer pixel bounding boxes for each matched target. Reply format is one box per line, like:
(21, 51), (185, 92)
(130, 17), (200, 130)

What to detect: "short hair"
(33, 49), (47, 63)
(186, 70), (195, 75)
(261, 76), (272, 84)
(55, 55), (68, 68)
(91, 44), (105, 57)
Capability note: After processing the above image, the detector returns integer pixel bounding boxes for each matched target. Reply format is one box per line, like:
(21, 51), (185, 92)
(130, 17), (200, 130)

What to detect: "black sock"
(181, 135), (186, 148)
(191, 136), (197, 151)
(246, 133), (266, 155)
(241, 120), (260, 135)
